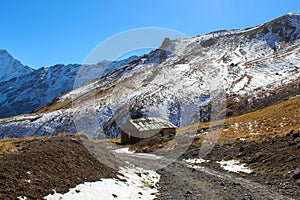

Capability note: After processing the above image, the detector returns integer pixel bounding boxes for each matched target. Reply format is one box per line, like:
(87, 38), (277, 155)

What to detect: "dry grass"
(0, 133), (79, 155)
(94, 138), (121, 144)
(0, 137), (44, 154)
(36, 98), (72, 113)
(0, 139), (17, 154)
(57, 132), (90, 140)
(194, 96), (300, 146)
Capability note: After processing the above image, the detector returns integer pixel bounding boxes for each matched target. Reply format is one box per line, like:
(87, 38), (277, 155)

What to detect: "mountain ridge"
(0, 54), (138, 118)
(0, 13), (299, 139)
(0, 49), (34, 82)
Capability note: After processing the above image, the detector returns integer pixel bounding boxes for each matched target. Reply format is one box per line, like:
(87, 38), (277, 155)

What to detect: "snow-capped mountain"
(0, 55), (138, 118)
(0, 13), (299, 139)
(0, 49), (33, 82)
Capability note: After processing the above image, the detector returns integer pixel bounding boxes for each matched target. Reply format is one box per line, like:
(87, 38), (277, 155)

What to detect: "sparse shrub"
(0, 141), (17, 154)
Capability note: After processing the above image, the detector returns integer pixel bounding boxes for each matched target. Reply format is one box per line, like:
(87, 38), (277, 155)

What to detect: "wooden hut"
(120, 117), (177, 144)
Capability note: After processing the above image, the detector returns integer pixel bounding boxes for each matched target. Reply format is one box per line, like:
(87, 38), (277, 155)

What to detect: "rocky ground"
(204, 131), (300, 198)
(0, 132), (299, 199)
(156, 132), (300, 199)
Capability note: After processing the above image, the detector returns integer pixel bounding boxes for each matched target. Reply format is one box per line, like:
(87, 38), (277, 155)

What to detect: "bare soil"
(0, 135), (117, 200)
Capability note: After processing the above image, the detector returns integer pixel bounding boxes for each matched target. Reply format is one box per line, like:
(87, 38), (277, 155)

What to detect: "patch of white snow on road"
(216, 159), (252, 174)
(45, 166), (160, 200)
(184, 158), (210, 164)
(114, 148), (163, 160)
(114, 147), (135, 154)
(186, 165), (205, 170)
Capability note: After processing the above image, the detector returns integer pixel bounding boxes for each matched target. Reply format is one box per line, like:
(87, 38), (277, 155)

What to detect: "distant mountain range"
(0, 50), (138, 118)
(0, 12), (299, 139)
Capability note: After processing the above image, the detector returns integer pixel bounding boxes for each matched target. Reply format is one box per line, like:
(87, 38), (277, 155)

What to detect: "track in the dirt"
(156, 161), (294, 200)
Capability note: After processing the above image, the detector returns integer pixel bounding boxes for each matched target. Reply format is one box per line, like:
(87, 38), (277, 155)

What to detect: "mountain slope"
(0, 13), (299, 139)
(0, 56), (138, 118)
(0, 49), (33, 82)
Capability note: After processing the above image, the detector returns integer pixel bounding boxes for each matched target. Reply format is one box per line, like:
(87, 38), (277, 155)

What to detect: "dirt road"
(112, 146), (295, 200)
(156, 160), (294, 200)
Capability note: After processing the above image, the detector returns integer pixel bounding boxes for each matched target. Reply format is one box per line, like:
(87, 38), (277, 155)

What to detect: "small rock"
(294, 137), (300, 143)
(75, 189), (80, 193)
(118, 178), (127, 182)
(138, 192), (143, 195)
(292, 132), (299, 139)
(112, 194), (118, 198)
(136, 172), (142, 177)
(288, 157), (296, 162)
(237, 152), (245, 157)
(288, 129), (295, 135)
(292, 169), (300, 180)
(288, 141), (296, 146)
(239, 146), (245, 152)
(186, 190), (193, 195)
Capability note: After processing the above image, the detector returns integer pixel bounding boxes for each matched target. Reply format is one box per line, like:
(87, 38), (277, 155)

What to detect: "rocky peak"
(0, 49), (34, 82)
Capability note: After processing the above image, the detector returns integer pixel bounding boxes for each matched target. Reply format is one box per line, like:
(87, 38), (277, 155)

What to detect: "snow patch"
(216, 159), (252, 173)
(232, 76), (249, 93)
(25, 179), (31, 183)
(287, 12), (300, 16)
(186, 165), (205, 170)
(114, 148), (135, 154)
(290, 94), (300, 99)
(45, 166), (160, 200)
(114, 148), (163, 160)
(184, 158), (210, 164)
(175, 64), (190, 72)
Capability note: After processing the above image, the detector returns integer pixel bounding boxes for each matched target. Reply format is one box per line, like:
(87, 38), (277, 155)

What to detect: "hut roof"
(129, 117), (177, 132)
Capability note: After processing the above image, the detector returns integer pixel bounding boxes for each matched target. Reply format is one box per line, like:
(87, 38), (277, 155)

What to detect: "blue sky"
(0, 0), (299, 68)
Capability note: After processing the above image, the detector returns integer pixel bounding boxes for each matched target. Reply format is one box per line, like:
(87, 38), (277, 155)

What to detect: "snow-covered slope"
(0, 56), (138, 118)
(0, 49), (33, 82)
(0, 13), (300, 139)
